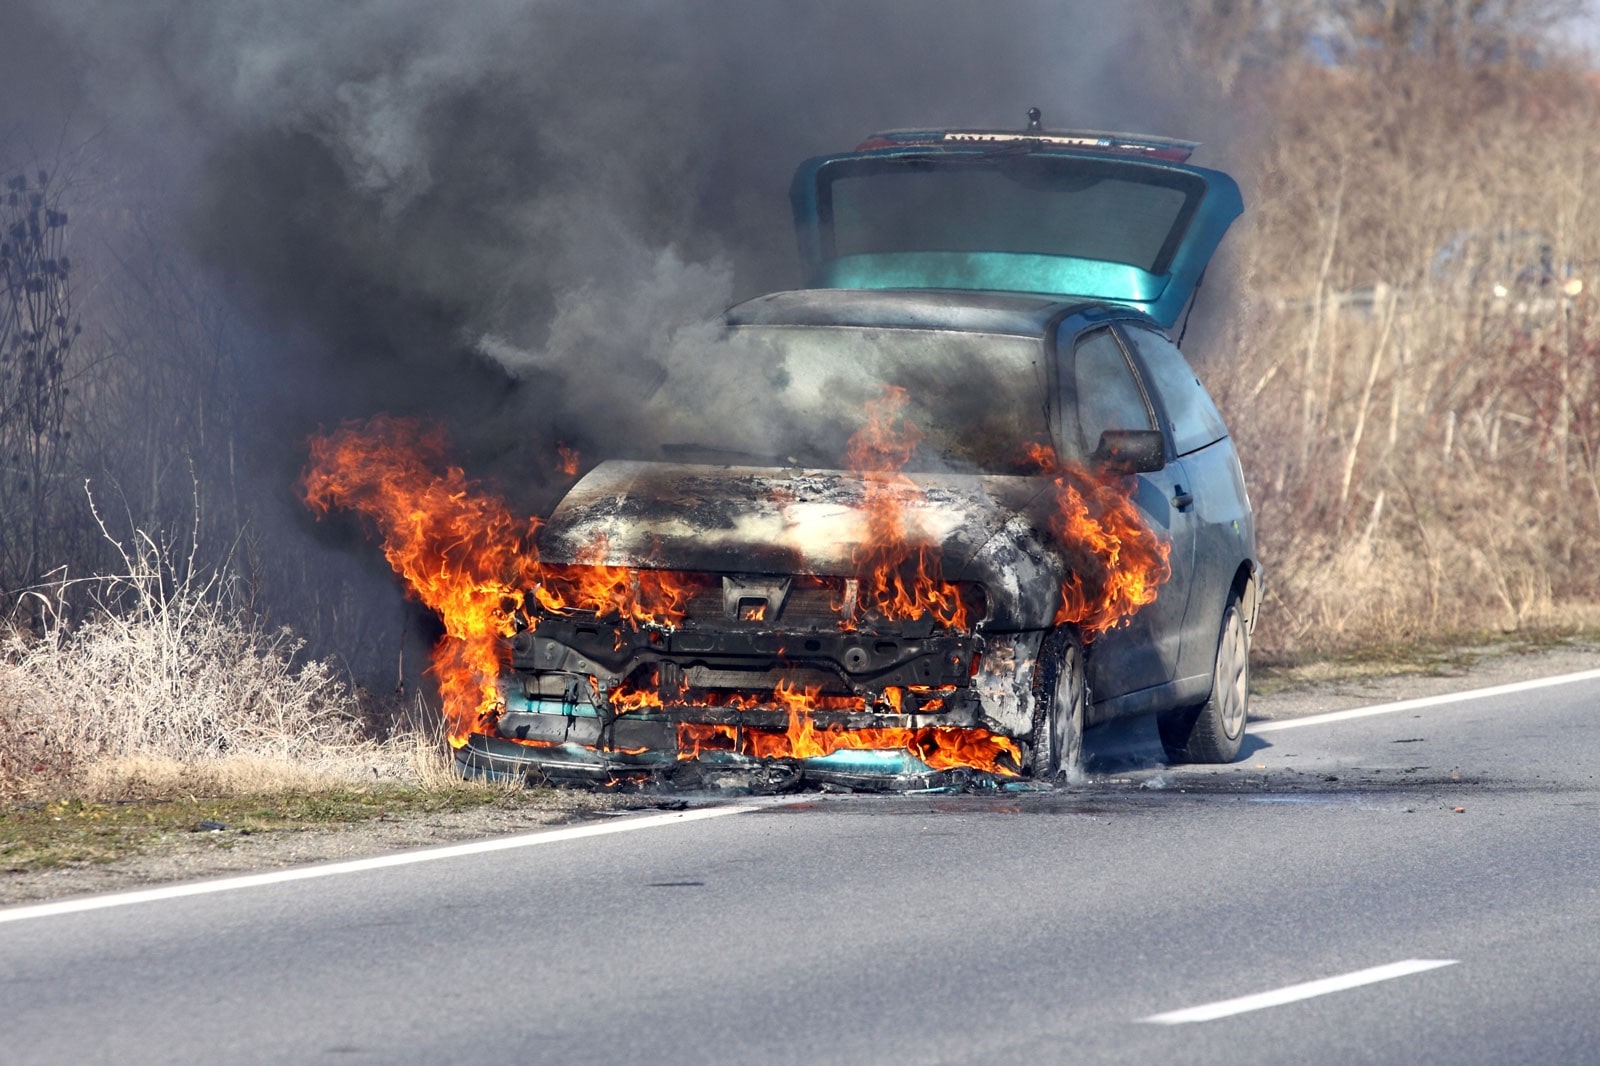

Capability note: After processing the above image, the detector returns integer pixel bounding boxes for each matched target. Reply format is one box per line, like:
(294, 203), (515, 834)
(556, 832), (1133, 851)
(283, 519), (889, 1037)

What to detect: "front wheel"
(1159, 599), (1249, 764)
(1031, 627), (1086, 782)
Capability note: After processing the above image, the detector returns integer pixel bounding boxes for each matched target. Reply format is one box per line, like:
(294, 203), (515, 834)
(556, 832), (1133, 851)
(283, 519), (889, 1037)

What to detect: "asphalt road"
(4, 672), (1599, 1065)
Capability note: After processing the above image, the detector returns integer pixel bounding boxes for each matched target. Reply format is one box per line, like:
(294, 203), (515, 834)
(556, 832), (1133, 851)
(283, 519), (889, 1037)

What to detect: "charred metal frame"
(479, 560), (1034, 785)
(457, 730), (980, 791)
(499, 609), (980, 729)
(513, 614), (976, 697)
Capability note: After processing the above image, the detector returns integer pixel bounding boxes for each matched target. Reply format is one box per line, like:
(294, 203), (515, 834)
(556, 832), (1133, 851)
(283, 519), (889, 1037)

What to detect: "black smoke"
(0, 0), (1226, 676)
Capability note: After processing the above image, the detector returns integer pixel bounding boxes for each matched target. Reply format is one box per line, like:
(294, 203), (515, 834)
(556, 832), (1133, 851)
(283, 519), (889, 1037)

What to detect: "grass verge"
(1251, 628), (1600, 697)
(0, 780), (568, 873)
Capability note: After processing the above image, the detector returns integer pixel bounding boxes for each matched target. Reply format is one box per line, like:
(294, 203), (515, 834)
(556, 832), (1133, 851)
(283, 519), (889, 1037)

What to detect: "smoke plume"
(4, 1), (1220, 467)
(0, 0), (1222, 674)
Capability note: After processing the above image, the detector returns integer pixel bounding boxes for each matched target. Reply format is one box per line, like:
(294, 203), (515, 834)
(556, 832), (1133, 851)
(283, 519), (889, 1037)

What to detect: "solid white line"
(1252, 667), (1600, 733)
(0, 804), (759, 926)
(1142, 959), (1458, 1024)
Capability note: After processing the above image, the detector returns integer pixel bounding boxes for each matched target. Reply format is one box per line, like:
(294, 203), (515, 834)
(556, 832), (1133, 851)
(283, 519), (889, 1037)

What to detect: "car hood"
(790, 141), (1242, 329)
(537, 460), (1052, 578)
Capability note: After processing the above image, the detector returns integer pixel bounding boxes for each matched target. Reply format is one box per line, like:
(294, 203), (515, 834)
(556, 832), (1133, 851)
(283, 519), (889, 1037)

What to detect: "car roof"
(726, 287), (1144, 338)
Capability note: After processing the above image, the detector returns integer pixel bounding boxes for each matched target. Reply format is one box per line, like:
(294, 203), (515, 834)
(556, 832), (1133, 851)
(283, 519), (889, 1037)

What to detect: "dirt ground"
(5, 637), (1598, 906)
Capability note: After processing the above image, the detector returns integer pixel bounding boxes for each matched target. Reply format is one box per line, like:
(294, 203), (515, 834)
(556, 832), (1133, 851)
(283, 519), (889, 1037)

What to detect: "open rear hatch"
(790, 122), (1243, 329)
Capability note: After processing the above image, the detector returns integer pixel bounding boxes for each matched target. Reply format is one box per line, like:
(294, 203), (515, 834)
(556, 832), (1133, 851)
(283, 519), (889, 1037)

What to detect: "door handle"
(1172, 488), (1195, 511)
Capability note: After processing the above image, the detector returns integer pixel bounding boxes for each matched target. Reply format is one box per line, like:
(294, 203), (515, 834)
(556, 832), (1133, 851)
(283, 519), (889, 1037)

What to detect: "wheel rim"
(1215, 608), (1249, 741)
(1050, 641), (1085, 779)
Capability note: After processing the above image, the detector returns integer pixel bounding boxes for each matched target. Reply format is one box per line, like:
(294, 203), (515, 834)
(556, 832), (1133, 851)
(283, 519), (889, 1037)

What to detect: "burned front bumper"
(454, 731), (967, 791)
(514, 613), (980, 698)
(457, 674), (1008, 791)
(454, 609), (1029, 790)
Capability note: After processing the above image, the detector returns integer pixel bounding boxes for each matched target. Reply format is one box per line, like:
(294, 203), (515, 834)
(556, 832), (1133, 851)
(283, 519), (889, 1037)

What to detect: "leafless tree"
(1165, 0), (1324, 95)
(1315, 0), (1587, 63)
(0, 165), (79, 607)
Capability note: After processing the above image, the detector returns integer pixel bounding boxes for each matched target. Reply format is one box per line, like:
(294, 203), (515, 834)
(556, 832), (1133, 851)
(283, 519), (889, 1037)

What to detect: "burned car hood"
(538, 460), (1052, 579)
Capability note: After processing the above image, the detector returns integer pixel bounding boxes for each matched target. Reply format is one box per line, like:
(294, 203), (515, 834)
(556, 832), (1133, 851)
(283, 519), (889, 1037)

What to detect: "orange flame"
(300, 417), (703, 744)
(555, 442), (580, 477)
(300, 416), (539, 744)
(1024, 443), (1172, 634)
(538, 538), (710, 628)
(845, 387), (968, 629)
(676, 681), (1021, 776)
(608, 674), (1015, 775)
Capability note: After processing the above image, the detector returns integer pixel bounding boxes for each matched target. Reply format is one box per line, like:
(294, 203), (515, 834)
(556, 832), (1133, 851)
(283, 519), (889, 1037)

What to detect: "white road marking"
(1142, 959), (1458, 1024)
(1252, 667), (1600, 733)
(0, 804), (760, 926)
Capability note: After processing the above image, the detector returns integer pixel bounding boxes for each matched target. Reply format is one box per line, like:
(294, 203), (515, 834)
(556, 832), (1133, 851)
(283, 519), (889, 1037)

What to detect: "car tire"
(1031, 627), (1086, 782)
(1159, 598), (1249, 764)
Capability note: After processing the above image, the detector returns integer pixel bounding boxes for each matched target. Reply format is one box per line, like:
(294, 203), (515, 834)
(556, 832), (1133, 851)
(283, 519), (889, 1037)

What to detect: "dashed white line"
(1141, 959), (1459, 1024)
(1252, 667), (1600, 733)
(0, 804), (760, 926)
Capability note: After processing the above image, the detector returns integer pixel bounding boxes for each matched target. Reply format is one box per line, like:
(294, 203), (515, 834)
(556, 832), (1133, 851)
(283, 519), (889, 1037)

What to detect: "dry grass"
(0, 778), (552, 874)
(1210, 54), (1600, 656)
(0, 501), (459, 804)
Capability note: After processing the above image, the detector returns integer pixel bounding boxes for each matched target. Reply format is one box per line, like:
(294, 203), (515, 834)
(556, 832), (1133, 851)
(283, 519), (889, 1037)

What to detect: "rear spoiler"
(854, 126), (1199, 164)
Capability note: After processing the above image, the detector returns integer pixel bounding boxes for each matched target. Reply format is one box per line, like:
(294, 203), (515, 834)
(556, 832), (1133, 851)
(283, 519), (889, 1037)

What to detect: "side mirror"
(1092, 429), (1165, 475)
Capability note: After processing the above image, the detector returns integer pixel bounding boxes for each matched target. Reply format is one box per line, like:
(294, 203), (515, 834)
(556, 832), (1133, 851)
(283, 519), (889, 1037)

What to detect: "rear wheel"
(1159, 598), (1249, 764)
(1031, 628), (1086, 782)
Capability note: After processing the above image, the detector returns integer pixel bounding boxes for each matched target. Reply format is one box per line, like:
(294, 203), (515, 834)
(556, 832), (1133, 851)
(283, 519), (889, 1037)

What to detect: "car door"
(1117, 323), (1249, 689)
(1059, 322), (1197, 717)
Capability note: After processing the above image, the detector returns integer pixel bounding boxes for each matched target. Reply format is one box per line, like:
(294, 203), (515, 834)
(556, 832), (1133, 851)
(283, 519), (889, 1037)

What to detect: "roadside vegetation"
(0, 508), (554, 867)
(0, 787), (539, 873)
(1159, 0), (1600, 659)
(3, 0), (1598, 830)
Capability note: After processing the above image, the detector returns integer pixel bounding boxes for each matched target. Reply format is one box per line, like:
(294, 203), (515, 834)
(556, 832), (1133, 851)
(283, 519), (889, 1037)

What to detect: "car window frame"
(1056, 319), (1168, 465)
(1113, 321), (1228, 458)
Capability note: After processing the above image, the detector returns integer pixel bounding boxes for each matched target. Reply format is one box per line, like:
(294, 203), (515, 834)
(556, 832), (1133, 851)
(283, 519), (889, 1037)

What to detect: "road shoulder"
(6, 637), (1600, 907)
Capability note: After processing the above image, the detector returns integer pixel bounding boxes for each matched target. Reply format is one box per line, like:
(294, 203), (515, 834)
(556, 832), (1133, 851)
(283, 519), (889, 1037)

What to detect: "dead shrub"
(1212, 51), (1600, 655)
(0, 494), (445, 801)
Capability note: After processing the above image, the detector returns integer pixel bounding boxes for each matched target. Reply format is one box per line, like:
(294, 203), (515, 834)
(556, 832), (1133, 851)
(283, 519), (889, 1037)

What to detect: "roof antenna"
(1026, 106), (1042, 132)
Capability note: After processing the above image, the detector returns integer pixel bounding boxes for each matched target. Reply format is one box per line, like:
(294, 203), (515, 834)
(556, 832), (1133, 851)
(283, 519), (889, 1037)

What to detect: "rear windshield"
(638, 325), (1056, 475)
(822, 156), (1200, 274)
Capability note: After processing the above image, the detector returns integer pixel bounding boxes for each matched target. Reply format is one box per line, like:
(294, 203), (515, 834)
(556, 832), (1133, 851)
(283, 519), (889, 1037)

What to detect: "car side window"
(1119, 325), (1228, 456)
(1071, 327), (1155, 458)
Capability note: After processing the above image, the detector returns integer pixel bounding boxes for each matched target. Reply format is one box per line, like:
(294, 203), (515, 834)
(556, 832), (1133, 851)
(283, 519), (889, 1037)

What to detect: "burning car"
(304, 116), (1260, 790)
